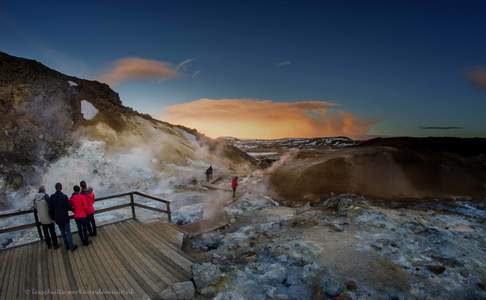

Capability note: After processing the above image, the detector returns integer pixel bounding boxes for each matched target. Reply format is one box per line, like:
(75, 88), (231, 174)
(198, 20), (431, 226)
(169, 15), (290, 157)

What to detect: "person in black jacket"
(205, 165), (213, 182)
(49, 183), (77, 251)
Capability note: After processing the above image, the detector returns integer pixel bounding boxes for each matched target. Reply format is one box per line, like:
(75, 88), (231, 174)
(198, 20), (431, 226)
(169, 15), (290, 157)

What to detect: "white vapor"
(276, 61), (291, 67)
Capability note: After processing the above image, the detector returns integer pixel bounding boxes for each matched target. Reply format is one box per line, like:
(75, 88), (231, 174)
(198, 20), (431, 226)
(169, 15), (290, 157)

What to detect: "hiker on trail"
(49, 183), (77, 252)
(80, 180), (97, 236)
(205, 165), (213, 182)
(231, 176), (238, 198)
(33, 186), (59, 249)
(70, 185), (90, 246)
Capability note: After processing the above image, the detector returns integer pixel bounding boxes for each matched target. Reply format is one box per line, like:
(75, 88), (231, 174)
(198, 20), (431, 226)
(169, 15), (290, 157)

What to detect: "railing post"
(166, 202), (171, 223)
(33, 209), (44, 240)
(130, 193), (136, 219)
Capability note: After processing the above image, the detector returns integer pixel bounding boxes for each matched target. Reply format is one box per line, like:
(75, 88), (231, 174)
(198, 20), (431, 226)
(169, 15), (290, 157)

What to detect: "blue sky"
(1, 0), (486, 138)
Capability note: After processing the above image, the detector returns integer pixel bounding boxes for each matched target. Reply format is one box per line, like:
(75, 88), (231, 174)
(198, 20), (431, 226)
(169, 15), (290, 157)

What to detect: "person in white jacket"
(33, 186), (59, 249)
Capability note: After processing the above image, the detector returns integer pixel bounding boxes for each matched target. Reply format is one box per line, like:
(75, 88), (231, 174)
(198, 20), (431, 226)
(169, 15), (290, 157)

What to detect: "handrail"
(0, 190), (172, 239)
(133, 191), (171, 204)
(0, 208), (35, 218)
(94, 191), (135, 202)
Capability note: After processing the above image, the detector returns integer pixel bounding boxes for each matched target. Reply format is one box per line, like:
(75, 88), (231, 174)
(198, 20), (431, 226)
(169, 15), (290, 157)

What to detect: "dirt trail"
(181, 175), (249, 236)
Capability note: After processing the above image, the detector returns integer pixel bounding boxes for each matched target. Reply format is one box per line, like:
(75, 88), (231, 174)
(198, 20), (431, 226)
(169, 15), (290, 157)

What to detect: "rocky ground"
(174, 174), (486, 300)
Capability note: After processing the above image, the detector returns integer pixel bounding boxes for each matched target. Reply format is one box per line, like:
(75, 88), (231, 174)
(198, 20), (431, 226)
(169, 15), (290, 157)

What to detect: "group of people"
(33, 181), (97, 252)
(31, 170), (238, 252)
(205, 165), (239, 198)
(204, 165), (238, 198)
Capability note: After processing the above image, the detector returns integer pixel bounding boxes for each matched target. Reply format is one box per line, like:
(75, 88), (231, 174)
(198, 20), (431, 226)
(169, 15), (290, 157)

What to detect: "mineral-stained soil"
(187, 183), (486, 300)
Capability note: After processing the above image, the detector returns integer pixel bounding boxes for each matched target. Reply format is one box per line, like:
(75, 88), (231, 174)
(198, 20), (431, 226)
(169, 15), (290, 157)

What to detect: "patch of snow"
(67, 80), (78, 87)
(80, 100), (98, 120)
(248, 152), (279, 157)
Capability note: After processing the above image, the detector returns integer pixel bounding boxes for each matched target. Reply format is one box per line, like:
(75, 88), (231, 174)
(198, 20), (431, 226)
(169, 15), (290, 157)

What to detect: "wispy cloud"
(98, 57), (179, 86)
(176, 58), (195, 71)
(276, 60), (291, 67)
(466, 67), (486, 89)
(192, 70), (201, 78)
(159, 98), (377, 139)
(419, 126), (463, 130)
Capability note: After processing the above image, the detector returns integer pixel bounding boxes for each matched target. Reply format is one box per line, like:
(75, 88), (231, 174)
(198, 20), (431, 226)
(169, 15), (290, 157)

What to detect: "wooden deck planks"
(0, 245), (14, 298)
(107, 224), (167, 294)
(93, 227), (145, 300)
(0, 220), (191, 299)
(120, 222), (185, 284)
(127, 222), (192, 276)
(144, 221), (185, 248)
(141, 223), (193, 271)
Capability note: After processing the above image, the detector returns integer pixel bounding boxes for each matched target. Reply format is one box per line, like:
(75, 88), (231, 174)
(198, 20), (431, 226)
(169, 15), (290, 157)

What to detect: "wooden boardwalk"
(0, 219), (192, 299)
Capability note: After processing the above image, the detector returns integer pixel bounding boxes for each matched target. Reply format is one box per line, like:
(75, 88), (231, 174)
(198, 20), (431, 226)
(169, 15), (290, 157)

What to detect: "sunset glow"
(160, 99), (376, 139)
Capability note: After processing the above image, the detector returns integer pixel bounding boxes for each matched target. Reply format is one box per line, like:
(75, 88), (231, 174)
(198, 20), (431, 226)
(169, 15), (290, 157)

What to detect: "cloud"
(276, 60), (291, 67)
(466, 67), (486, 89)
(159, 98), (377, 139)
(176, 58), (195, 71)
(98, 57), (179, 86)
(192, 70), (201, 78)
(419, 126), (463, 130)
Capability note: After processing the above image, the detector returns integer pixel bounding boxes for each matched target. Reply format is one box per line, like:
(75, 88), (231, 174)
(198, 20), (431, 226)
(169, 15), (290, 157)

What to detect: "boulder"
(287, 284), (312, 300)
(345, 280), (357, 291)
(160, 288), (177, 300)
(319, 194), (367, 216)
(213, 291), (247, 300)
(200, 286), (217, 297)
(353, 209), (392, 229)
(285, 266), (303, 286)
(191, 232), (224, 251)
(426, 265), (446, 275)
(225, 195), (274, 216)
(192, 262), (222, 290)
(329, 223), (344, 232)
(260, 263), (287, 284)
(171, 281), (195, 300)
(320, 277), (344, 297)
(172, 204), (204, 225)
(264, 285), (289, 299)
(301, 263), (322, 284)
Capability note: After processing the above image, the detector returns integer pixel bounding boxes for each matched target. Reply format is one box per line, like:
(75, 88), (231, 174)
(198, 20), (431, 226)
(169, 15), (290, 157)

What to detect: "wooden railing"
(0, 191), (171, 240)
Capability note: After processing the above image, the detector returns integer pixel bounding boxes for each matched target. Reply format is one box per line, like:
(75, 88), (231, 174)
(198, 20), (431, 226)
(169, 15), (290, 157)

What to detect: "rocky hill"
(268, 137), (486, 203)
(0, 51), (255, 208)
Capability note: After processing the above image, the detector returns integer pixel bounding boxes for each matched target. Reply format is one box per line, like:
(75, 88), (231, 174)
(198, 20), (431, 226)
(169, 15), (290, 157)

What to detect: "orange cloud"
(159, 98), (377, 139)
(98, 57), (178, 86)
(467, 67), (486, 89)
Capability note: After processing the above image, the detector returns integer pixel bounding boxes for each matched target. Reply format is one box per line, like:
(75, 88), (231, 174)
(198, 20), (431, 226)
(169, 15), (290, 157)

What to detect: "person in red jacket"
(80, 180), (97, 236)
(70, 185), (90, 246)
(231, 176), (238, 198)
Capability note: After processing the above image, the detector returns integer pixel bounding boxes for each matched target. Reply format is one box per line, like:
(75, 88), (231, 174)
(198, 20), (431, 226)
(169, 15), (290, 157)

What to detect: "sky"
(1, 0), (486, 139)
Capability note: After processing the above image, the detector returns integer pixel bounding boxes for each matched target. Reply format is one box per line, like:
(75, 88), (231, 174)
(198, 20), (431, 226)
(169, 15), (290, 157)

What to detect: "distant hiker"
(49, 183), (77, 251)
(70, 185), (90, 246)
(33, 186), (59, 249)
(231, 176), (239, 198)
(80, 181), (97, 236)
(205, 165), (213, 182)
